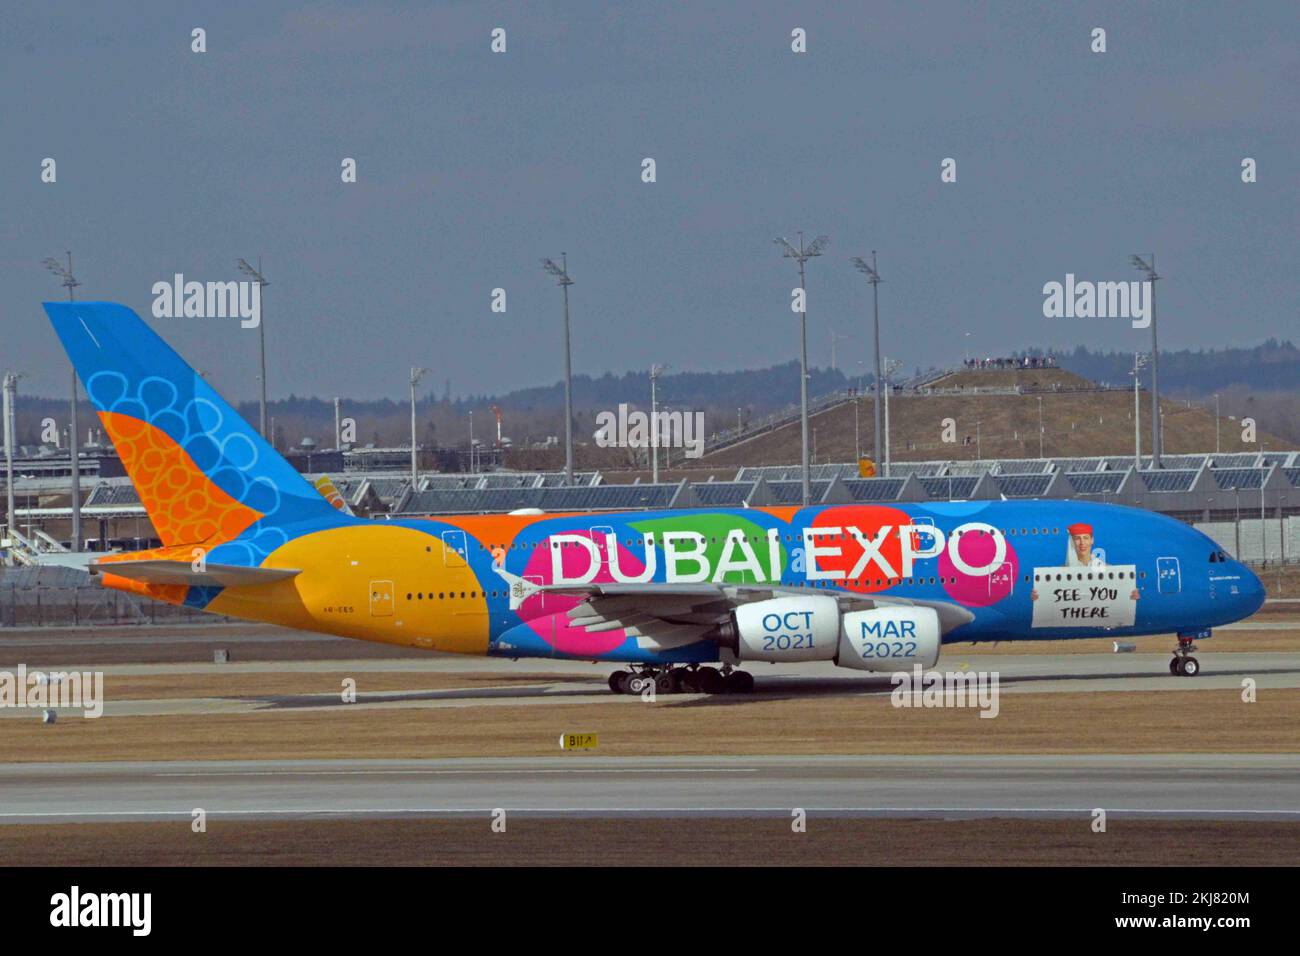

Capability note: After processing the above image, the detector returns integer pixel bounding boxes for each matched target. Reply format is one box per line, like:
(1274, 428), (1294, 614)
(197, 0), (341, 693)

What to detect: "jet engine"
(727, 596), (841, 662)
(836, 606), (942, 671)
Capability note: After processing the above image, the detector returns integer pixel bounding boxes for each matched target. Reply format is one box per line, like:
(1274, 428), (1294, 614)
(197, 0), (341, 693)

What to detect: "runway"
(3, 649), (1297, 720)
(2, 754), (1297, 823)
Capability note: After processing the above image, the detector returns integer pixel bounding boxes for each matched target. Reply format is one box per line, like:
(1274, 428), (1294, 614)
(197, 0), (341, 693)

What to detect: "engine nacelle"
(730, 596), (840, 663)
(837, 606), (942, 671)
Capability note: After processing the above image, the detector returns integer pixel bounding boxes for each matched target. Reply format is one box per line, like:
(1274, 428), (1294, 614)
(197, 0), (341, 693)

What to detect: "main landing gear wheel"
(695, 667), (725, 695)
(609, 671), (629, 693)
(655, 672), (675, 695)
(725, 670), (755, 694)
(626, 674), (654, 695)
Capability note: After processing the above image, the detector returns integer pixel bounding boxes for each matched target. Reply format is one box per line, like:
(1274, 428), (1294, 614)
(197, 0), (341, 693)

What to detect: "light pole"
(851, 252), (883, 471)
(854, 359), (866, 462)
(854, 392), (861, 462)
(1280, 495), (1287, 565)
(236, 257), (270, 439)
(882, 357), (902, 477)
(542, 254), (575, 485)
(409, 367), (428, 487)
(776, 231), (829, 506)
(1130, 352), (1147, 471)
(3, 372), (21, 543)
(42, 252), (82, 552)
(1037, 395), (1044, 458)
(662, 406), (671, 470)
(1131, 254), (1161, 468)
(1214, 393), (1221, 454)
(650, 364), (667, 483)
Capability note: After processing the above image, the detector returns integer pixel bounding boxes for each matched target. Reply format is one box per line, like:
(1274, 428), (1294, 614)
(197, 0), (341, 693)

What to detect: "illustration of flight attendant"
(1065, 522), (1101, 567)
(1032, 522), (1139, 601)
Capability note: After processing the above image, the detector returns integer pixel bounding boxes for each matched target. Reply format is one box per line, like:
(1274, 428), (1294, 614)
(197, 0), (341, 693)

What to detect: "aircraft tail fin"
(42, 301), (350, 557)
(313, 475), (355, 516)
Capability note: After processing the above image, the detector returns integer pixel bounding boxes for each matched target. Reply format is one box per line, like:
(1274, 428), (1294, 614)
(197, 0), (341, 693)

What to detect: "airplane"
(42, 302), (1266, 693)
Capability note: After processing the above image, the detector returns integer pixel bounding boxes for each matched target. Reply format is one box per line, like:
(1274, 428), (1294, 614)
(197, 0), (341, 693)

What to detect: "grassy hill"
(695, 385), (1288, 469)
(925, 367), (1093, 390)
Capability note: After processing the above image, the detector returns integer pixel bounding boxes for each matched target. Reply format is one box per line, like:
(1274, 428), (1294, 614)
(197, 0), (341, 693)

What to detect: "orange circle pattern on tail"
(99, 410), (263, 547)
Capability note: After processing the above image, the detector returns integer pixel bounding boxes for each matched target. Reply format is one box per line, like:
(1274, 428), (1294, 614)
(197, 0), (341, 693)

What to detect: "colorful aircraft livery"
(43, 302), (1266, 691)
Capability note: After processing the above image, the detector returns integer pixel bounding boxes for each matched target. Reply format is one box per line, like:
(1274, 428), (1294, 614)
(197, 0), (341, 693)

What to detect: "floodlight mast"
(650, 363), (668, 484)
(1131, 254), (1161, 468)
(42, 252), (83, 552)
(1131, 352), (1148, 472)
(851, 252), (883, 471)
(237, 257), (270, 439)
(3, 372), (23, 543)
(542, 254), (575, 485)
(882, 357), (903, 476)
(775, 231), (829, 507)
(409, 367), (429, 486)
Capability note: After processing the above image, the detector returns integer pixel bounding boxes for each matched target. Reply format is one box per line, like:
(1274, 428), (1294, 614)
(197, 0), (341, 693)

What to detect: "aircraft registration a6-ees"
(44, 302), (1265, 694)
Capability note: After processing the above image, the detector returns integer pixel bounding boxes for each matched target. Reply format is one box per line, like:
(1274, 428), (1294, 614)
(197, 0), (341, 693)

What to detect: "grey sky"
(4, 1), (1296, 402)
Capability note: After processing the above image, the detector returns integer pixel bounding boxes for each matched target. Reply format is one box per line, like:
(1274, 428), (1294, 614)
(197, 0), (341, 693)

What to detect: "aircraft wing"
(493, 566), (974, 651)
(92, 559), (302, 588)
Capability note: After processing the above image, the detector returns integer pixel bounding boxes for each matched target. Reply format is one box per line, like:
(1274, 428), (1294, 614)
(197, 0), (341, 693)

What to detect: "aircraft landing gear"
(606, 665), (755, 695)
(1170, 635), (1201, 677)
(607, 667), (668, 695)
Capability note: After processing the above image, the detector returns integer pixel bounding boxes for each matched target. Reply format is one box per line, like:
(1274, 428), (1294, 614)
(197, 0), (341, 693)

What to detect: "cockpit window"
(1210, 551), (1219, 563)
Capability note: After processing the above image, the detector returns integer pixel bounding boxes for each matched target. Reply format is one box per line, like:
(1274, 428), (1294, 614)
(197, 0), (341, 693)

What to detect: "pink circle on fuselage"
(939, 531), (1018, 607)
(519, 530), (648, 655)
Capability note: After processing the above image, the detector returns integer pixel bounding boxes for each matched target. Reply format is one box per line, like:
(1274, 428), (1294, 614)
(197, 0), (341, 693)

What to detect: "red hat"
(1068, 523), (1093, 536)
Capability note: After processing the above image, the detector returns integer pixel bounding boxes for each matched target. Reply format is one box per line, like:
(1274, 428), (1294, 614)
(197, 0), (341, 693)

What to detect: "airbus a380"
(42, 302), (1266, 693)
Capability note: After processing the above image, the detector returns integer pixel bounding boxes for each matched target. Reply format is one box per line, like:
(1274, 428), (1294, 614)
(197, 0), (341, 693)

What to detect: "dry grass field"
(0, 817), (1294, 866)
(2, 686), (1295, 763)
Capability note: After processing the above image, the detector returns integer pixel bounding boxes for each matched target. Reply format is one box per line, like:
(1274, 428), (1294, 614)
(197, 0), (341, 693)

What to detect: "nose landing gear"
(1169, 634), (1201, 677)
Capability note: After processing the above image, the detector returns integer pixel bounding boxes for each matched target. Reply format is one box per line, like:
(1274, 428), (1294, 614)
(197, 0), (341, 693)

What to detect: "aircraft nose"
(1237, 563), (1266, 618)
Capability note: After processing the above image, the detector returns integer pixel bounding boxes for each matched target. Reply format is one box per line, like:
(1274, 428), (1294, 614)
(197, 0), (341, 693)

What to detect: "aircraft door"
(442, 530), (469, 567)
(1157, 556), (1181, 594)
(989, 561), (1014, 598)
(591, 525), (614, 565)
(524, 574), (544, 609)
(369, 580), (395, 617)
